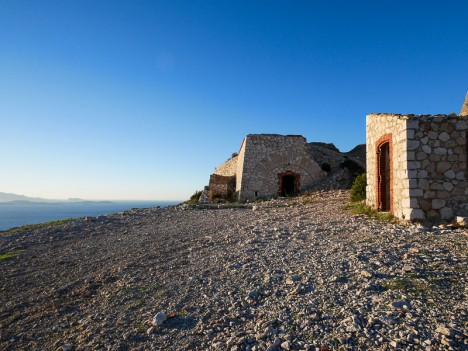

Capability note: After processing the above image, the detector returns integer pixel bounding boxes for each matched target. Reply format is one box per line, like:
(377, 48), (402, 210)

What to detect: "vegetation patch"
(343, 201), (395, 222)
(350, 173), (366, 202)
(289, 194), (316, 206)
(186, 190), (202, 205)
(0, 250), (27, 261)
(0, 218), (83, 237)
(156, 289), (167, 297)
(381, 275), (430, 296)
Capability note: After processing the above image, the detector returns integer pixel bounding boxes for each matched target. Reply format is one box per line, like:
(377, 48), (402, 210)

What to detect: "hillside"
(1, 191), (466, 351)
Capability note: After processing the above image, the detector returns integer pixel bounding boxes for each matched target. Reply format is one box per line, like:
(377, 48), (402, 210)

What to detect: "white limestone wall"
(235, 138), (247, 193)
(367, 113), (468, 221)
(366, 114), (410, 219)
(237, 134), (326, 201)
(214, 156), (238, 177)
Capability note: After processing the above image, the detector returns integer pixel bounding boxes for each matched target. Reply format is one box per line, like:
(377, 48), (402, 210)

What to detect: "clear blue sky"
(1, 1), (467, 200)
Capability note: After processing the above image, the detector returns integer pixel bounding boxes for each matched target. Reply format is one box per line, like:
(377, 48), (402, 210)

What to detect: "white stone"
(418, 170), (428, 178)
(456, 216), (468, 226)
(444, 170), (456, 179)
(409, 209), (425, 220)
(434, 147), (447, 155)
(455, 120), (467, 130)
(409, 188), (423, 197)
(422, 145), (432, 154)
(440, 207), (453, 219)
(432, 199), (446, 209)
(407, 161), (420, 170)
(390, 300), (413, 310)
(443, 182), (454, 192)
(438, 132), (450, 142)
(407, 140), (420, 150)
(407, 119), (419, 129)
(152, 311), (167, 326)
(428, 131), (438, 140)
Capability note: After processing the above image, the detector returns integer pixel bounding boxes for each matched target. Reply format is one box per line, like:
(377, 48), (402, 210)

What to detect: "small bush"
(187, 190), (202, 204)
(350, 173), (366, 202)
(344, 202), (395, 222)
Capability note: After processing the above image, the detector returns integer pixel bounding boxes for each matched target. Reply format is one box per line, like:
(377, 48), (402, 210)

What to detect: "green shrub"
(350, 173), (366, 202)
(187, 190), (202, 204)
(344, 202), (395, 222)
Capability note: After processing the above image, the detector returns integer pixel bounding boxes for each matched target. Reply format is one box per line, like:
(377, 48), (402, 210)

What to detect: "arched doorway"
(376, 138), (392, 212)
(278, 172), (300, 197)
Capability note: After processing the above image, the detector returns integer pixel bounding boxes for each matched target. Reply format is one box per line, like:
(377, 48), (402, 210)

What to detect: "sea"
(0, 201), (180, 232)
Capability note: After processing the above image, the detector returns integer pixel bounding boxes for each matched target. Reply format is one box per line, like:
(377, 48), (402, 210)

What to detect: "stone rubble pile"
(0, 190), (466, 351)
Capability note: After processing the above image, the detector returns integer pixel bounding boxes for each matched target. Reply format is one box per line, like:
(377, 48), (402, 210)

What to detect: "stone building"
(366, 93), (468, 221)
(207, 134), (327, 202)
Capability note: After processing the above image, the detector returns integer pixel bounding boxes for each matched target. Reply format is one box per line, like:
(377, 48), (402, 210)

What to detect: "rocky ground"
(0, 190), (467, 351)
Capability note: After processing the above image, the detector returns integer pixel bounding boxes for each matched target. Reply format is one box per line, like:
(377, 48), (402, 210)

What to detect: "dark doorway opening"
(281, 175), (296, 197)
(377, 142), (391, 211)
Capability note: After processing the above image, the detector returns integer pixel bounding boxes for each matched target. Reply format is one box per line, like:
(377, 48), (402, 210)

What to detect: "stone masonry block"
(432, 199), (446, 209)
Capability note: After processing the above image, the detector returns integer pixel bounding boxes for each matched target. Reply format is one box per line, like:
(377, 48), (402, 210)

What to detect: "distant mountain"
(0, 192), (114, 205)
(0, 192), (52, 203)
(0, 200), (62, 206)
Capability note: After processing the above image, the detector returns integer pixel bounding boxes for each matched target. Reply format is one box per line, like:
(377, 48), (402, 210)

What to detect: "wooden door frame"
(376, 134), (393, 213)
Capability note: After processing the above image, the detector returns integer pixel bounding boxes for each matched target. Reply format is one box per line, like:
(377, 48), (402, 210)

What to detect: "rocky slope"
(0, 191), (467, 351)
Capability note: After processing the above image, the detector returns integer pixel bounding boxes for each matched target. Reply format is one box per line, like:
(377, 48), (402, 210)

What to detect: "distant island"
(0, 192), (114, 205)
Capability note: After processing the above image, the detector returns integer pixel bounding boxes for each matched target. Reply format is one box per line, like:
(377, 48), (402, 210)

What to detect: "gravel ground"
(0, 190), (467, 351)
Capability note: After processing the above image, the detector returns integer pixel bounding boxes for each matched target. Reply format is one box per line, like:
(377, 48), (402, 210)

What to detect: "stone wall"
(367, 113), (468, 221)
(237, 134), (326, 201)
(214, 155), (238, 177)
(366, 114), (409, 219)
(460, 92), (468, 116)
(235, 139), (247, 193)
(405, 115), (468, 220)
(209, 174), (236, 200)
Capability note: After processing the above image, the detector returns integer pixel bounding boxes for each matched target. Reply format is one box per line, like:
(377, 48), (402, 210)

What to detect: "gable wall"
(237, 134), (326, 201)
(214, 155), (238, 177)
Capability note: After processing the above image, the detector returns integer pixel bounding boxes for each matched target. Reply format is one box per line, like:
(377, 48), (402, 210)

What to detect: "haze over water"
(0, 201), (178, 231)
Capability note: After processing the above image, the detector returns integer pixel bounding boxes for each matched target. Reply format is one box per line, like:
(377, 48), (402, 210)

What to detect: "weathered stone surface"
(432, 199), (446, 209)
(456, 216), (468, 225)
(208, 134), (328, 202)
(460, 91), (468, 116)
(367, 112), (468, 222)
(440, 207), (453, 219)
